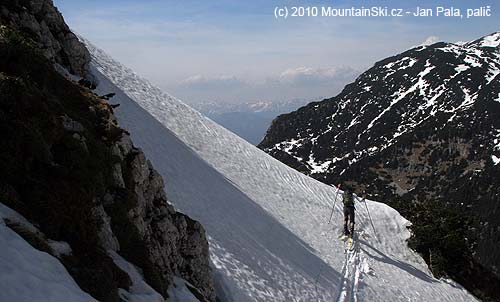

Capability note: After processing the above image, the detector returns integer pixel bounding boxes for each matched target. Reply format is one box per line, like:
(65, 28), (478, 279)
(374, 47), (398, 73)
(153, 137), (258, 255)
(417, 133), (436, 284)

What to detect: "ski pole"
(327, 184), (341, 224)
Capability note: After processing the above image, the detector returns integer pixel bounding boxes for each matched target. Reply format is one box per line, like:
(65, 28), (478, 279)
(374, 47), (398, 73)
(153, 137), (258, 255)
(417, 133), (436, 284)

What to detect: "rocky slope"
(0, 0), (90, 77)
(259, 32), (500, 301)
(0, 1), (215, 301)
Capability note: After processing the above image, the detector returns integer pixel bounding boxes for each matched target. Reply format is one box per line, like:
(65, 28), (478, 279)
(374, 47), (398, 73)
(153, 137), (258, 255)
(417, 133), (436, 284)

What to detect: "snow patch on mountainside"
(47, 240), (72, 258)
(0, 203), (96, 302)
(109, 251), (165, 302)
(473, 32), (500, 48)
(307, 154), (332, 174)
(85, 39), (478, 302)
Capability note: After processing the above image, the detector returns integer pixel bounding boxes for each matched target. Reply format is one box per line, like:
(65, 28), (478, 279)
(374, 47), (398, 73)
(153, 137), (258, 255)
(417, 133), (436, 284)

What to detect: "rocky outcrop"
(103, 134), (215, 300)
(0, 13), (215, 302)
(0, 0), (90, 77)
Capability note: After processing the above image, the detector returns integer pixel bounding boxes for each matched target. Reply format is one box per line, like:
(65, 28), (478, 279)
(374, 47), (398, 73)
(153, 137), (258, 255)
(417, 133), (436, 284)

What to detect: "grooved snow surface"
(85, 40), (477, 301)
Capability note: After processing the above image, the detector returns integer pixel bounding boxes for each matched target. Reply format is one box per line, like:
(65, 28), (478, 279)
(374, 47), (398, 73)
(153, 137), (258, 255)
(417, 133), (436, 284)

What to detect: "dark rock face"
(259, 33), (500, 300)
(0, 4), (216, 301)
(0, 0), (90, 77)
(106, 135), (215, 300)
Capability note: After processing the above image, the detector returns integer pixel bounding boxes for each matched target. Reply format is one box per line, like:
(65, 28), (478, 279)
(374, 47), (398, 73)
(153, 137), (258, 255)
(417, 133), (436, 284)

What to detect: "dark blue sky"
(54, 0), (500, 103)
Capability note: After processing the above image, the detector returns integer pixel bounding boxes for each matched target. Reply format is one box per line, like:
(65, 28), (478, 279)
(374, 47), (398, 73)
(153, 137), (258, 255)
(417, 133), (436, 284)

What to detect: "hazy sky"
(54, 0), (499, 104)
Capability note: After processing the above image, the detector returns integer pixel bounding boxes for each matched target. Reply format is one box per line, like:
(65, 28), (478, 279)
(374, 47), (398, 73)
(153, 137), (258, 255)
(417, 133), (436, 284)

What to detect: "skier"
(341, 185), (364, 240)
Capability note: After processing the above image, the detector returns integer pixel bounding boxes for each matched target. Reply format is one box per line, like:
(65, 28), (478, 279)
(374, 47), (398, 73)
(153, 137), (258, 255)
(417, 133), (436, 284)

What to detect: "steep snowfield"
(0, 203), (96, 302)
(85, 40), (477, 302)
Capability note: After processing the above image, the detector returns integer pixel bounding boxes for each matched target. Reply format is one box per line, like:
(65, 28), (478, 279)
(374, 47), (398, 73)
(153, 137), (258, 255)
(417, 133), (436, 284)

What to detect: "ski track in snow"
(336, 232), (369, 302)
(83, 39), (479, 302)
(336, 243), (357, 302)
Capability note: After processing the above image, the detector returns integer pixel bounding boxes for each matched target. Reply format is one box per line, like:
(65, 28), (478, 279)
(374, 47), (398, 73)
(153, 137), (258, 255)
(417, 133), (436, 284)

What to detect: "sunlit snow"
(477, 32), (500, 48)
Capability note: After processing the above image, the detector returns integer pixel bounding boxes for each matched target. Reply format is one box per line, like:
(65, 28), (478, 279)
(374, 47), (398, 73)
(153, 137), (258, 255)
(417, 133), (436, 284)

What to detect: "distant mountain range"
(259, 32), (500, 301)
(192, 99), (313, 144)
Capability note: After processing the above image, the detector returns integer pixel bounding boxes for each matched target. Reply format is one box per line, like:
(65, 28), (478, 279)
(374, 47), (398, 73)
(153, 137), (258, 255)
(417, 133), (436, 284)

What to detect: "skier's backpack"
(343, 191), (354, 207)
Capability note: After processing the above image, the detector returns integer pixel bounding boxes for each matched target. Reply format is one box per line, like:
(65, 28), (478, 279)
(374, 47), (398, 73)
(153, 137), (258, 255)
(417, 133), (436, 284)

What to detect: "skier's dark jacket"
(343, 191), (355, 208)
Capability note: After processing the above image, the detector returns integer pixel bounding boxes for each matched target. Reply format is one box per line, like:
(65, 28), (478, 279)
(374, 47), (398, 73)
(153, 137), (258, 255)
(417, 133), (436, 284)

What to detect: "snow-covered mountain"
(192, 99), (311, 115)
(258, 32), (500, 300)
(85, 39), (479, 301)
(259, 33), (500, 179)
(191, 99), (311, 145)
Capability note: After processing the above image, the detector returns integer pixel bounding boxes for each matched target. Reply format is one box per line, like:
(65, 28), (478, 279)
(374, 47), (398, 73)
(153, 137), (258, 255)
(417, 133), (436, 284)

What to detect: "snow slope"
(0, 203), (96, 302)
(85, 39), (477, 302)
